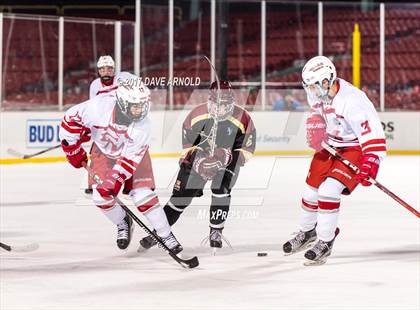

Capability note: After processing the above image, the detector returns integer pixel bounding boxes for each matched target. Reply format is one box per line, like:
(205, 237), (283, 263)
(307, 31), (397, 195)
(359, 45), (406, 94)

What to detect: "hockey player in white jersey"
(282, 56), (386, 264)
(85, 56), (137, 194)
(89, 55), (136, 99)
(60, 82), (183, 254)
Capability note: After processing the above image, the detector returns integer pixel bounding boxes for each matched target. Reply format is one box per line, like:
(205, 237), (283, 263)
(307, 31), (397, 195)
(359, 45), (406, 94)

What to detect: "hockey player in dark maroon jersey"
(139, 80), (256, 251)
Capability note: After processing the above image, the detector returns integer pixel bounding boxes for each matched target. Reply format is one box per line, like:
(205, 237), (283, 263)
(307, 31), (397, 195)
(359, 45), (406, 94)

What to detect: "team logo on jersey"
(68, 111), (82, 123)
(227, 127), (233, 135)
(94, 124), (131, 156)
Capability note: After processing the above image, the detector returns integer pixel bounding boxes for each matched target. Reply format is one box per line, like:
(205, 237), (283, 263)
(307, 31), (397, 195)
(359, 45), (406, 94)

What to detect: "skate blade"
(137, 246), (147, 253)
(212, 247), (218, 256)
(83, 192), (93, 199)
(303, 258), (327, 266)
(137, 243), (152, 253)
(137, 241), (155, 253)
(283, 241), (315, 256)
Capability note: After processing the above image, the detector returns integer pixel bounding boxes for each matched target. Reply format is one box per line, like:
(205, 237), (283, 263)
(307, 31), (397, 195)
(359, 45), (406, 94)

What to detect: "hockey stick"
(82, 162), (199, 269)
(203, 55), (221, 157)
(321, 141), (420, 218)
(7, 144), (61, 159)
(0, 241), (39, 252)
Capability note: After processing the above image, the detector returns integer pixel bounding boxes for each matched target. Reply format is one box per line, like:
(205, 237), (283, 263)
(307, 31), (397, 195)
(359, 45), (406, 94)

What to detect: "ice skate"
(304, 228), (340, 266)
(160, 232), (183, 255)
(138, 232), (158, 252)
(116, 215), (133, 250)
(138, 230), (183, 254)
(200, 227), (232, 255)
(210, 227), (223, 248)
(283, 227), (316, 255)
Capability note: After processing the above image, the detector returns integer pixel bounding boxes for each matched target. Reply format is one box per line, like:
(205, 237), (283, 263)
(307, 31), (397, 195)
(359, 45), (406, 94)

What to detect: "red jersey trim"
(96, 85), (118, 95)
(361, 139), (386, 148)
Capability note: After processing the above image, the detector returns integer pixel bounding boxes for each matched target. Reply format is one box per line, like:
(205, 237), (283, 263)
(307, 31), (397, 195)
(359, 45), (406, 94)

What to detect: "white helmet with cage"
(115, 82), (150, 122)
(302, 56), (336, 102)
(97, 55), (115, 69)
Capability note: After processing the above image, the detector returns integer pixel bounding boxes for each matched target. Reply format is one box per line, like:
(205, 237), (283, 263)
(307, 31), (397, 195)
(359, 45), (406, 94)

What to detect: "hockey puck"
(257, 252), (268, 257)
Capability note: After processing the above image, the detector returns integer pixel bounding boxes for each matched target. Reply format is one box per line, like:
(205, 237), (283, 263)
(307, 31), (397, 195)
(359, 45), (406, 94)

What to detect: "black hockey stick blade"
(0, 242), (39, 252)
(170, 249), (199, 269)
(121, 203), (199, 269)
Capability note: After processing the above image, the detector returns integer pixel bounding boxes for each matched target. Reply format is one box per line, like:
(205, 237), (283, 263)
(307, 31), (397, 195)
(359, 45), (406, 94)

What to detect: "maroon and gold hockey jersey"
(182, 103), (256, 166)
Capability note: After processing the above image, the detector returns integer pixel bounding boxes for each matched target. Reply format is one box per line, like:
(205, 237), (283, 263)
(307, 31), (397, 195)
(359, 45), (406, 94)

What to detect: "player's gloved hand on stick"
(80, 127), (92, 143)
(179, 147), (203, 166)
(356, 153), (380, 186)
(306, 114), (326, 152)
(61, 139), (87, 169)
(192, 148), (231, 180)
(212, 148), (233, 167)
(193, 148), (232, 180)
(96, 169), (126, 200)
(193, 155), (220, 180)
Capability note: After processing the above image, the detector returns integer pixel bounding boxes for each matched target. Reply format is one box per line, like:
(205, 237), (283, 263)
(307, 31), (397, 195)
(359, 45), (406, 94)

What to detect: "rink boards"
(0, 110), (419, 163)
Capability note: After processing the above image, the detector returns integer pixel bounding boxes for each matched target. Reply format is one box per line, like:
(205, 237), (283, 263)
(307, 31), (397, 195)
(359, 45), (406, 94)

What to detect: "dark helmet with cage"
(207, 80), (235, 121)
(115, 82), (150, 122)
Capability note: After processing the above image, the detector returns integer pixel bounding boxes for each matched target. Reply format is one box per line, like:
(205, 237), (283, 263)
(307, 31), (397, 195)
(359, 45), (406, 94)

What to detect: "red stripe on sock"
(96, 203), (115, 210)
(302, 199), (318, 210)
(318, 200), (340, 210)
(137, 196), (159, 212)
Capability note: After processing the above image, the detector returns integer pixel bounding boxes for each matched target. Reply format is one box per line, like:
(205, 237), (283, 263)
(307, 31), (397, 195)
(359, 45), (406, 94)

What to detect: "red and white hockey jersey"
(59, 92), (151, 178)
(308, 78), (386, 160)
(89, 72), (137, 99)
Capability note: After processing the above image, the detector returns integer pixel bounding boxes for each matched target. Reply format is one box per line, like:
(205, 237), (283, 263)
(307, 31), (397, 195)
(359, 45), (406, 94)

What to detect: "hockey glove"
(192, 152), (221, 180)
(179, 147), (203, 167)
(306, 114), (326, 152)
(193, 148), (233, 180)
(96, 169), (126, 200)
(80, 127), (92, 143)
(356, 153), (380, 186)
(213, 148), (233, 167)
(61, 140), (88, 169)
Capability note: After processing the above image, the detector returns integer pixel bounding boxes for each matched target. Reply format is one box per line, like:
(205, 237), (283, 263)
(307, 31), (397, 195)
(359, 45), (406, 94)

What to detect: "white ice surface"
(1, 156), (419, 310)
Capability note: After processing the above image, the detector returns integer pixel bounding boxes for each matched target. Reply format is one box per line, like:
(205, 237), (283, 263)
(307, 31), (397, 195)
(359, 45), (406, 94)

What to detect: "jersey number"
(360, 120), (371, 136)
(246, 134), (253, 148)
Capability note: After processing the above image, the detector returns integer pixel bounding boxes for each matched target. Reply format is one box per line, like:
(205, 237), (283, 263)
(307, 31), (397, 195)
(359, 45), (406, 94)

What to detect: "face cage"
(116, 96), (150, 121)
(207, 95), (234, 122)
(302, 78), (333, 103)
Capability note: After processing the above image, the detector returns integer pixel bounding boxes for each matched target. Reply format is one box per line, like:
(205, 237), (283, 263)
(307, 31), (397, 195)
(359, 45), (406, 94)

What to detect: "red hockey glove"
(61, 140), (87, 169)
(306, 114), (326, 152)
(80, 127), (91, 143)
(96, 169), (126, 200)
(356, 153), (380, 186)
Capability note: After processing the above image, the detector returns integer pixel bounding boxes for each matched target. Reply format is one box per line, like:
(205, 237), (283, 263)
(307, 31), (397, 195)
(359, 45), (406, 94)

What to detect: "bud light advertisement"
(26, 119), (61, 148)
